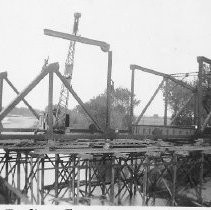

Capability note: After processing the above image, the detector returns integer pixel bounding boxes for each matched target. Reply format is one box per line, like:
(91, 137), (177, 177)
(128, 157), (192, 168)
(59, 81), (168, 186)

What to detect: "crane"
(54, 12), (81, 132)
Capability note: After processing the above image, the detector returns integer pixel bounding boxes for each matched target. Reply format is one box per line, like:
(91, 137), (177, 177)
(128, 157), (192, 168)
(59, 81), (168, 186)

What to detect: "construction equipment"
(54, 12), (81, 132)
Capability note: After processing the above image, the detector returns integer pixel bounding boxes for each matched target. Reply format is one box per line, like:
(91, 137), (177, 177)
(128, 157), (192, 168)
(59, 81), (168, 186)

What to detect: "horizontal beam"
(197, 56), (211, 64)
(130, 64), (195, 92)
(44, 29), (110, 52)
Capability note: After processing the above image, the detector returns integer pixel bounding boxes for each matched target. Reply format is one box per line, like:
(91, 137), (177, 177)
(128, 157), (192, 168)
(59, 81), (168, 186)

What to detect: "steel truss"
(0, 149), (210, 206)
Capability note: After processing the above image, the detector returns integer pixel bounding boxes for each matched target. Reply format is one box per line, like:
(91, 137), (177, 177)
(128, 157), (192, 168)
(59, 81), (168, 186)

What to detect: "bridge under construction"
(0, 13), (211, 206)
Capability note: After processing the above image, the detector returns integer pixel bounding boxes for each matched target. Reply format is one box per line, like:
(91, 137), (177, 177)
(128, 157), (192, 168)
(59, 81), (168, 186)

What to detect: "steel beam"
(54, 69), (103, 132)
(44, 29), (110, 52)
(5, 77), (39, 119)
(135, 79), (164, 125)
(106, 51), (112, 130)
(0, 63), (59, 121)
(130, 64), (195, 92)
(48, 71), (54, 140)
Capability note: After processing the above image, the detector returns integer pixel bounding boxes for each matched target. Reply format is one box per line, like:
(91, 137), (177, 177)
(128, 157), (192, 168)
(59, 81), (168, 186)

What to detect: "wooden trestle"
(0, 143), (210, 206)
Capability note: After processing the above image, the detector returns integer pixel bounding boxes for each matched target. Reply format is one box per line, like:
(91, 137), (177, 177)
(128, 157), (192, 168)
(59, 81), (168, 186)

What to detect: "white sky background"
(0, 0), (211, 117)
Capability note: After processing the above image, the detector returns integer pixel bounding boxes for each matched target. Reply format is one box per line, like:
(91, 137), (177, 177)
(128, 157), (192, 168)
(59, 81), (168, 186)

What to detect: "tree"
(162, 80), (195, 125)
(76, 87), (140, 130)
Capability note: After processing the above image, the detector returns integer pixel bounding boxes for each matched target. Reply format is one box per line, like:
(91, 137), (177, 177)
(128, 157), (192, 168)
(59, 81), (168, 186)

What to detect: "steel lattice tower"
(55, 13), (81, 129)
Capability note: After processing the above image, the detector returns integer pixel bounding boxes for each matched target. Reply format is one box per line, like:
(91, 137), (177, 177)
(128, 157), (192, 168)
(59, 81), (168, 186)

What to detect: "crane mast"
(55, 12), (81, 130)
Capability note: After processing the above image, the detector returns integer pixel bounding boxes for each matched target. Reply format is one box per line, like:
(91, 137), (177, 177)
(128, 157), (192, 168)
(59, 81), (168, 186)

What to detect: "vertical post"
(106, 51), (112, 130)
(143, 156), (149, 206)
(5, 151), (9, 182)
(194, 93), (198, 125)
(30, 156), (33, 204)
(129, 154), (133, 204)
(41, 156), (45, 205)
(85, 160), (88, 197)
(88, 160), (92, 199)
(118, 158), (121, 205)
(199, 152), (204, 204)
(17, 152), (21, 204)
(0, 76), (3, 132)
(172, 153), (177, 206)
(55, 154), (59, 205)
(197, 57), (203, 130)
(48, 71), (54, 142)
(110, 156), (115, 204)
(164, 78), (168, 126)
(24, 153), (28, 195)
(76, 157), (80, 205)
(130, 69), (135, 133)
(72, 156), (76, 204)
(36, 158), (40, 204)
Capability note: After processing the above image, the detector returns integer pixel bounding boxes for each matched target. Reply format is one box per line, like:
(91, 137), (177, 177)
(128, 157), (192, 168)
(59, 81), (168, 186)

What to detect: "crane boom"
(55, 12), (81, 130)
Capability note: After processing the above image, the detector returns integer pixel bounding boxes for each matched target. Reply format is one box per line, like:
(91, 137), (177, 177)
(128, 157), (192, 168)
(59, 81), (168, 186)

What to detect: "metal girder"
(0, 63), (59, 121)
(54, 69), (104, 132)
(4, 77), (39, 119)
(130, 64), (195, 92)
(44, 29), (110, 52)
(135, 79), (165, 125)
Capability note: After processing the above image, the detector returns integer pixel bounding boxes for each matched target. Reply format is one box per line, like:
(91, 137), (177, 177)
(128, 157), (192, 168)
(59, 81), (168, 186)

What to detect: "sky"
(0, 0), (211, 117)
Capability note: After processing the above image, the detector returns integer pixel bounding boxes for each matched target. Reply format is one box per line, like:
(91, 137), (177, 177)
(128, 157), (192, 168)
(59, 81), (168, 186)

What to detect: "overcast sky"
(0, 0), (211, 117)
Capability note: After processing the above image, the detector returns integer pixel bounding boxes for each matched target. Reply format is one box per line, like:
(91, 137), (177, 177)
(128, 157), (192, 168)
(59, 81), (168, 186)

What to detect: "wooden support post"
(117, 158), (121, 205)
(110, 156), (115, 204)
(85, 160), (88, 197)
(36, 158), (40, 204)
(76, 157), (80, 205)
(130, 69), (135, 133)
(129, 155), (133, 204)
(88, 160), (92, 199)
(55, 154), (59, 205)
(172, 153), (177, 206)
(30, 156), (33, 204)
(5, 151), (9, 182)
(41, 157), (45, 205)
(24, 153), (28, 195)
(17, 152), (21, 204)
(106, 51), (112, 130)
(48, 71), (54, 142)
(199, 152), (204, 205)
(135, 79), (164, 125)
(164, 79), (168, 126)
(72, 157), (76, 204)
(143, 156), (149, 206)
